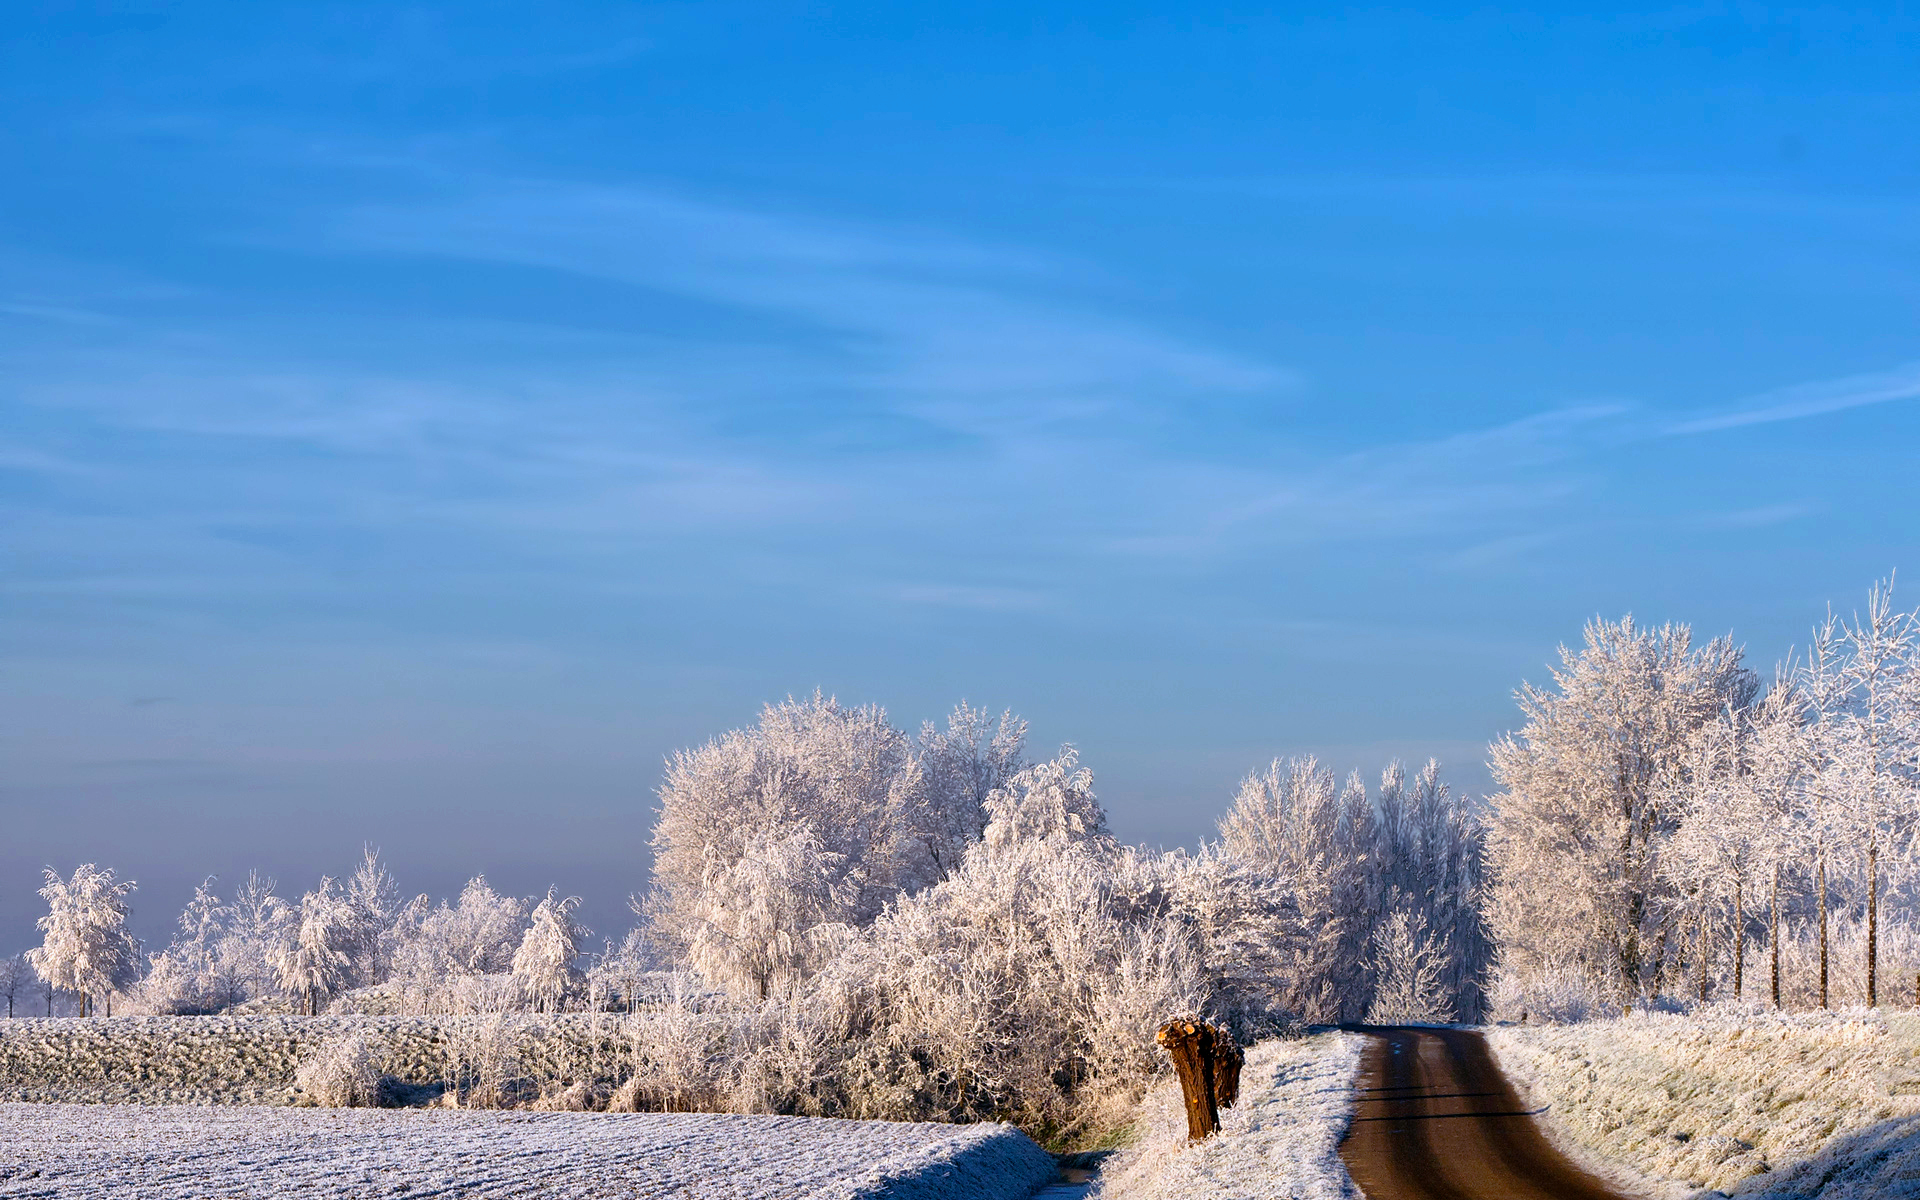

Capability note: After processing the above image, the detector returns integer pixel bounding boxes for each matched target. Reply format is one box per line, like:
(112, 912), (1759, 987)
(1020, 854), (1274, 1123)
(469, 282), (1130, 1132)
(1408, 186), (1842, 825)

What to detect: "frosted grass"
(1096, 1032), (1362, 1200)
(1490, 1006), (1920, 1198)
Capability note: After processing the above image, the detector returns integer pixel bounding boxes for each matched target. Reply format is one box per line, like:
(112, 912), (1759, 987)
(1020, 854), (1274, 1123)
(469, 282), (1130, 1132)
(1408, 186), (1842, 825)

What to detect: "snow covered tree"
(278, 879), (356, 1015)
(1164, 845), (1307, 1036)
(1365, 909), (1450, 1024)
(1826, 581), (1919, 1007)
(139, 876), (236, 1013)
(0, 955), (31, 1018)
(227, 870), (297, 1000)
(685, 825), (853, 1001)
(512, 889), (587, 1012)
(1215, 756), (1370, 1021)
(1663, 697), (1795, 1002)
(344, 846), (401, 987)
(646, 694), (1026, 996)
(1800, 614), (1866, 1008)
(1485, 616), (1757, 1003)
(909, 703), (1027, 881)
(810, 759), (1203, 1131)
(391, 875), (529, 985)
(980, 746), (1107, 852)
(27, 864), (141, 1017)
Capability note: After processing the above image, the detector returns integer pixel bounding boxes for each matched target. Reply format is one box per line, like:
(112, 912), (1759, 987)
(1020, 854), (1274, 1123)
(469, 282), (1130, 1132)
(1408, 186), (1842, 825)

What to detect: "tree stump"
(1155, 1019), (1241, 1140)
(1213, 1036), (1244, 1109)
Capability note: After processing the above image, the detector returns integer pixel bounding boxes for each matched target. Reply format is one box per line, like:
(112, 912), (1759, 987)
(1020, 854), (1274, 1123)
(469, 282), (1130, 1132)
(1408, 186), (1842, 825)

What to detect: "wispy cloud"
(1692, 503), (1814, 530)
(1667, 362), (1920, 434)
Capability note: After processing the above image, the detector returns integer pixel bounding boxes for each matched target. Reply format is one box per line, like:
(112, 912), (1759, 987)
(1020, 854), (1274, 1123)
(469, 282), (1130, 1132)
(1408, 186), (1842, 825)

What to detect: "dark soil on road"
(1338, 1026), (1641, 1200)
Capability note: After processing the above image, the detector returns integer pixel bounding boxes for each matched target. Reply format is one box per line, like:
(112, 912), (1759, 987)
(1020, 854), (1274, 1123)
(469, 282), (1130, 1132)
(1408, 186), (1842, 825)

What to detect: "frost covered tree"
(512, 890), (587, 1012)
(0, 955), (31, 1018)
(27, 864), (141, 1017)
(1212, 755), (1485, 1022)
(810, 752), (1203, 1131)
(910, 703), (1027, 881)
(1164, 845), (1307, 1035)
(1821, 582), (1919, 1007)
(144, 870), (296, 1012)
(1216, 756), (1367, 1020)
(645, 694), (1026, 999)
(140, 876), (239, 1013)
(391, 875), (529, 985)
(684, 825), (853, 1001)
(1663, 696), (1794, 1002)
(1485, 616), (1757, 1003)
(228, 871), (297, 1000)
(278, 879), (357, 1015)
(1365, 909), (1450, 1024)
(344, 846), (401, 987)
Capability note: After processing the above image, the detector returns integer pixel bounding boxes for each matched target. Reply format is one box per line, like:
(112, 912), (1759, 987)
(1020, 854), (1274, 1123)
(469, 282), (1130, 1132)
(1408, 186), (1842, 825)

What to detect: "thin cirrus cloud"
(1666, 362), (1920, 435)
(330, 177), (1288, 441)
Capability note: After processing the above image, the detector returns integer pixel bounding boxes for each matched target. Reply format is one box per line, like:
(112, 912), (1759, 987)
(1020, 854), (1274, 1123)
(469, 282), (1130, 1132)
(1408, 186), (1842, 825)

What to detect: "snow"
(1489, 1006), (1920, 1198)
(0, 1103), (1057, 1200)
(1095, 1032), (1362, 1200)
(0, 1014), (634, 1104)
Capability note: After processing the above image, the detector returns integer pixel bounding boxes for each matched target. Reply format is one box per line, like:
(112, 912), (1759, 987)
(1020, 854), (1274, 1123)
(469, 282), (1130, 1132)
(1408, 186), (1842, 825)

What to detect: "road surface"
(1339, 1026), (1639, 1200)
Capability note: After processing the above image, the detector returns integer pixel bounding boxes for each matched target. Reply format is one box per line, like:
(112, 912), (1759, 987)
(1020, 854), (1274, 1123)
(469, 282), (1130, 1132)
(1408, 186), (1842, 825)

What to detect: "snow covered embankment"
(1096, 1031), (1363, 1200)
(0, 1104), (1058, 1200)
(1489, 1009), (1920, 1199)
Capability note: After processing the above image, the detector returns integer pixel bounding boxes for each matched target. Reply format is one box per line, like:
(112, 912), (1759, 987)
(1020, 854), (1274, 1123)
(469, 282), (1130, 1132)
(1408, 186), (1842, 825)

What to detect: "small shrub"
(293, 1033), (396, 1107)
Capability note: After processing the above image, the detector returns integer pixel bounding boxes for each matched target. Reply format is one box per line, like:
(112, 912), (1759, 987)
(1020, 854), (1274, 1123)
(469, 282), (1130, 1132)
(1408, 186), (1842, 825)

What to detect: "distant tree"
(1799, 614), (1863, 1008)
(1663, 696), (1795, 1002)
(228, 871), (296, 1001)
(512, 889), (587, 1012)
(390, 875), (528, 984)
(344, 846), (401, 987)
(1366, 909), (1451, 1024)
(1216, 756), (1369, 1021)
(0, 954), (30, 1018)
(141, 876), (234, 1013)
(27, 864), (141, 1017)
(277, 879), (356, 1015)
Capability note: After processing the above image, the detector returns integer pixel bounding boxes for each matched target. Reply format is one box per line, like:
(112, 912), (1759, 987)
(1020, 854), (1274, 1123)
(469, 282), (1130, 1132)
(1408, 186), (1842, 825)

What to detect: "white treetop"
(276, 878), (356, 1015)
(27, 864), (140, 1016)
(1485, 616), (1757, 1002)
(512, 889), (587, 1012)
(645, 693), (1027, 999)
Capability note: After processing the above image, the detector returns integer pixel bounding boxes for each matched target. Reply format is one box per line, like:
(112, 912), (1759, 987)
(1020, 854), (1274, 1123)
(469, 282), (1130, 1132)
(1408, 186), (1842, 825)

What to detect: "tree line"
(10, 579), (1920, 1127)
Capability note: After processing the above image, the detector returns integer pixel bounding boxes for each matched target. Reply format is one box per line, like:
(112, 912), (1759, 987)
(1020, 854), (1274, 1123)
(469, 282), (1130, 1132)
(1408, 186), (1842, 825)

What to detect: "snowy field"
(1096, 1032), (1362, 1200)
(0, 1014), (632, 1104)
(1490, 1007), (1920, 1198)
(0, 1103), (1057, 1200)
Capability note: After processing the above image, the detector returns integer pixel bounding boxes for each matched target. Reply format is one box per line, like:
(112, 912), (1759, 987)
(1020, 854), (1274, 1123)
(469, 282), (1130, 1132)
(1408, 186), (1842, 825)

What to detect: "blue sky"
(5, 3), (1919, 950)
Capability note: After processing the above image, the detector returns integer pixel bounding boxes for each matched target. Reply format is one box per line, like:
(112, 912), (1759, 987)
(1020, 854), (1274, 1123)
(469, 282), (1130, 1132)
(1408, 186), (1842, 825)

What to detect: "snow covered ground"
(0, 1014), (633, 1104)
(0, 1103), (1058, 1200)
(1490, 1007), (1920, 1198)
(1095, 1032), (1362, 1200)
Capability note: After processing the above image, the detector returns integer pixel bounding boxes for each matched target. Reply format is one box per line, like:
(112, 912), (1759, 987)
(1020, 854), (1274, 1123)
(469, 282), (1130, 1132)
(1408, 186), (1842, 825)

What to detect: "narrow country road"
(1338, 1026), (1639, 1200)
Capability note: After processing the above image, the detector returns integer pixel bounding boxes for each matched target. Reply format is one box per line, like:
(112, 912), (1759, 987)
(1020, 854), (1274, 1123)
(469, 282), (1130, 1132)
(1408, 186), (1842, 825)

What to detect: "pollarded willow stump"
(1154, 1019), (1241, 1140)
